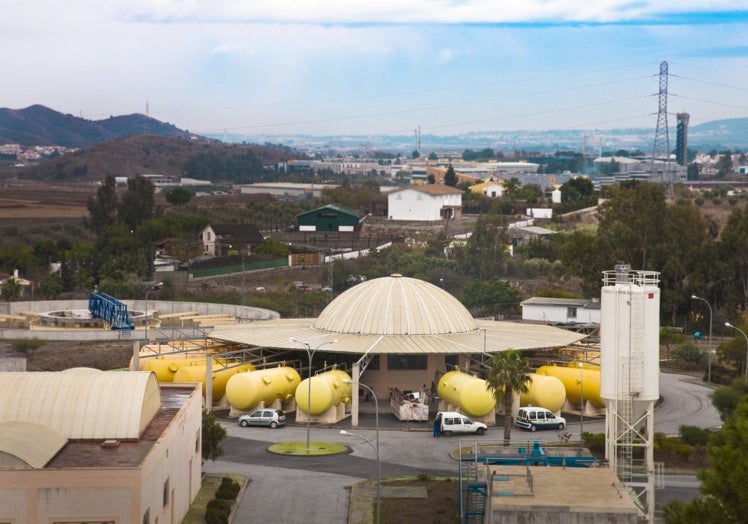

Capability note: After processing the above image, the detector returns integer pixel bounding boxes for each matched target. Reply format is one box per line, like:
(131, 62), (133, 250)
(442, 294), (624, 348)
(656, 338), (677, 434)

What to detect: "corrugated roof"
(210, 275), (587, 354)
(0, 421), (67, 469)
(0, 371), (161, 440)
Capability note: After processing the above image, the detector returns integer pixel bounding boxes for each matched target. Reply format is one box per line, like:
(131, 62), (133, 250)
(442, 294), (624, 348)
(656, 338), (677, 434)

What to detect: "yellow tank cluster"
(225, 366), (302, 411)
(437, 370), (496, 417)
(520, 373), (567, 412)
(295, 368), (353, 415)
(536, 363), (604, 408)
(173, 360), (255, 400)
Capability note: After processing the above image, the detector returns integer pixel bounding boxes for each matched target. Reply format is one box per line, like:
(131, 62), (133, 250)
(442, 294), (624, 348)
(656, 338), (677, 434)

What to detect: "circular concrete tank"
(520, 373), (567, 412)
(437, 370), (496, 417)
(225, 366), (302, 411)
(295, 369), (352, 415)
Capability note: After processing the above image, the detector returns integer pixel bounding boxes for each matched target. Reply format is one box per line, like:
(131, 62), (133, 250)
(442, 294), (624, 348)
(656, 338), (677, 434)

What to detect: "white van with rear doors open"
(515, 407), (566, 432)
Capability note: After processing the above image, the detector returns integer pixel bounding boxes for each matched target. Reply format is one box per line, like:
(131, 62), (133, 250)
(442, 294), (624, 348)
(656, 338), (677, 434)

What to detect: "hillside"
(16, 135), (297, 182)
(0, 104), (199, 148)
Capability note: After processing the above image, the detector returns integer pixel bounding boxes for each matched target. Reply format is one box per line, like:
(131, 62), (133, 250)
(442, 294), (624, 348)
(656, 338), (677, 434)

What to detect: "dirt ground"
(7, 340), (135, 372)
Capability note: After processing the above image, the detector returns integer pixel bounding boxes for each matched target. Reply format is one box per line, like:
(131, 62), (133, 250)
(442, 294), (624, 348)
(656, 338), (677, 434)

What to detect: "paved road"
(202, 372), (721, 523)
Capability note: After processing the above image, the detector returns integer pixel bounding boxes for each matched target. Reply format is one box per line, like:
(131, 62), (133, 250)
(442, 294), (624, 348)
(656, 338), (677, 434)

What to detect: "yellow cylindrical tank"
(225, 366), (303, 411)
(142, 356), (207, 381)
(437, 370), (496, 417)
(295, 369), (352, 415)
(132, 349), (215, 372)
(536, 364), (605, 408)
(520, 373), (567, 412)
(173, 361), (255, 400)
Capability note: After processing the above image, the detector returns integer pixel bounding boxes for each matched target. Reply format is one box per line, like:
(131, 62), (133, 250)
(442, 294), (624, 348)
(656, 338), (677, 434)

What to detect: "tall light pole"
(691, 295), (713, 383)
(340, 429), (380, 524)
(343, 378), (380, 521)
(725, 322), (748, 384)
(291, 338), (337, 451)
(578, 362), (584, 442)
(144, 281), (163, 341)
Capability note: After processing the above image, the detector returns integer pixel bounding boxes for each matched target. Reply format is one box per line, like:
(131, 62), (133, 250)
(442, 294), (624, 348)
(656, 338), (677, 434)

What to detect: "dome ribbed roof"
(314, 274), (477, 335)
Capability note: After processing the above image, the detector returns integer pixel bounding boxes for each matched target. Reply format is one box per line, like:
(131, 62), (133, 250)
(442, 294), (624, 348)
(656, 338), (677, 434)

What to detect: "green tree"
(484, 350), (533, 446)
(718, 206), (748, 312)
(459, 214), (508, 279)
(462, 278), (522, 318)
(660, 327), (686, 362)
(716, 150), (733, 177)
(163, 186), (193, 206)
(118, 175), (156, 231)
(39, 271), (63, 299)
(444, 164), (457, 187)
(1, 277), (21, 301)
(502, 178), (521, 201)
(85, 174), (118, 233)
(202, 409), (227, 462)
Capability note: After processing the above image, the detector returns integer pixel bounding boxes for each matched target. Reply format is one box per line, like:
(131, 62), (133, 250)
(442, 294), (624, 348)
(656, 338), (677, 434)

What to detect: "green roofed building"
(297, 204), (360, 232)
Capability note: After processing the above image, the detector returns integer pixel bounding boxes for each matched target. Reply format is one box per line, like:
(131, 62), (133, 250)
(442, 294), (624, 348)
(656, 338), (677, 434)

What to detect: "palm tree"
(484, 349), (533, 446)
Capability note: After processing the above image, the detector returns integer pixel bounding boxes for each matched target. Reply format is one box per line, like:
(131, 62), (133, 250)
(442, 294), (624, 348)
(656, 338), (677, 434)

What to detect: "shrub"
(679, 425), (711, 446)
(215, 478), (240, 500)
(11, 338), (45, 354)
(205, 498), (231, 524)
(582, 432), (605, 453)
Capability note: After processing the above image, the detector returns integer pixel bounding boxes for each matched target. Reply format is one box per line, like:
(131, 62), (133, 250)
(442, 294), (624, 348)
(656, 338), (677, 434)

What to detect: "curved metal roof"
(315, 274), (475, 335)
(0, 421), (67, 469)
(0, 371), (161, 440)
(210, 275), (587, 354)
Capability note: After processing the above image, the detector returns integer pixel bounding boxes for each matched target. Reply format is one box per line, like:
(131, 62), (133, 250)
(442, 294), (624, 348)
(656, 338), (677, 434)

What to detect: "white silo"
(600, 264), (660, 523)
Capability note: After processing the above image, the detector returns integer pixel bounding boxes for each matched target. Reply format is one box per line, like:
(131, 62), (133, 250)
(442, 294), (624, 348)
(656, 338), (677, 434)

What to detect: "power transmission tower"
(651, 61), (672, 195)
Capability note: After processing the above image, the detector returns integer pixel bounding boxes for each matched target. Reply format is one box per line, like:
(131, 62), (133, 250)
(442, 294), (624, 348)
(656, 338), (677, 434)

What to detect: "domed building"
(211, 274), (586, 412)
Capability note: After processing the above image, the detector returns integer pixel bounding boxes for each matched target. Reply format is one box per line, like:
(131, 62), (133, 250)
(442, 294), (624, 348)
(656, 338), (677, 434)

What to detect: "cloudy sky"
(5, 1), (748, 138)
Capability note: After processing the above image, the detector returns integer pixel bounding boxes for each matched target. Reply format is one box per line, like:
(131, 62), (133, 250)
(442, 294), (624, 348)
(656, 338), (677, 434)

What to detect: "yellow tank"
(225, 366), (303, 411)
(536, 364), (605, 408)
(173, 361), (255, 400)
(295, 369), (352, 415)
(131, 349), (215, 372)
(142, 357), (207, 381)
(437, 370), (496, 417)
(520, 373), (567, 412)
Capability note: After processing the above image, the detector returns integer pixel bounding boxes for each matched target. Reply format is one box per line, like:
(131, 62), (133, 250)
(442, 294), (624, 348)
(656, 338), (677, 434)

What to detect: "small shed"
(296, 205), (360, 232)
(521, 297), (601, 324)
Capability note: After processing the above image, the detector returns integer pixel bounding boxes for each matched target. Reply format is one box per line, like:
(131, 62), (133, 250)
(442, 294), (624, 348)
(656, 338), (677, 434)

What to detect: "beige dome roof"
(314, 274), (476, 335)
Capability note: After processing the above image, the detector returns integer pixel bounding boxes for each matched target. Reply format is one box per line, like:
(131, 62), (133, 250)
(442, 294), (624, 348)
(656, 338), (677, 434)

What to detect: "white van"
(437, 411), (487, 436)
(515, 407), (566, 432)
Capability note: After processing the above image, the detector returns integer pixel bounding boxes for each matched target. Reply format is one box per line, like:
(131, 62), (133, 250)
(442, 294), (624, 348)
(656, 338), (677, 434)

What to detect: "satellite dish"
(549, 176), (556, 185)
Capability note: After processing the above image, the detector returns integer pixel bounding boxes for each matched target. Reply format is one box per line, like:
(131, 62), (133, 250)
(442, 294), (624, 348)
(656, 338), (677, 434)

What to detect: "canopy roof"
(210, 274), (586, 354)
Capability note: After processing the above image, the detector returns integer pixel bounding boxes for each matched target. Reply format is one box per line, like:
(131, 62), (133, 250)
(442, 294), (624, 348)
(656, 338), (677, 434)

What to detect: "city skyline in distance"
(6, 2), (748, 138)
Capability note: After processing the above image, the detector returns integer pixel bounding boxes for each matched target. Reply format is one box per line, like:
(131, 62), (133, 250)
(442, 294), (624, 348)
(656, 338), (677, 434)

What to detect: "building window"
(163, 478), (170, 508)
(387, 355), (427, 370)
(567, 307), (577, 319)
(196, 428), (201, 454)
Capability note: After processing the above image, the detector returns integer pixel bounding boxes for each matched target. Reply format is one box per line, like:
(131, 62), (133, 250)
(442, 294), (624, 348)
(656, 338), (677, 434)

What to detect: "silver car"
(238, 409), (286, 429)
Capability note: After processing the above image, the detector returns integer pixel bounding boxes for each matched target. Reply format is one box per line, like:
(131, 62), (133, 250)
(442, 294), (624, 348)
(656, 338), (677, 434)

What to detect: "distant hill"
(18, 134), (297, 183)
(0, 104), (202, 148)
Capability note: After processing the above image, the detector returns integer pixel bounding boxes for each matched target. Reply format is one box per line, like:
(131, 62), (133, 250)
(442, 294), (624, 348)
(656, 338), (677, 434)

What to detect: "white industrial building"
(0, 371), (203, 524)
(387, 184), (463, 221)
(521, 297), (601, 324)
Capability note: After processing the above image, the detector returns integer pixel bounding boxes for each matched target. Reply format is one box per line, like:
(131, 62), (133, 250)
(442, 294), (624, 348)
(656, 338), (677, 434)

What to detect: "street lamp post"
(291, 338), (337, 451)
(578, 362), (584, 442)
(340, 429), (381, 524)
(691, 295), (713, 383)
(144, 281), (163, 341)
(725, 323), (748, 384)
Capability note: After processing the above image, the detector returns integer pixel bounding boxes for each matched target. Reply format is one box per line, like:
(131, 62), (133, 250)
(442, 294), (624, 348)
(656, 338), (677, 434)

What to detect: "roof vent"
(101, 439), (120, 449)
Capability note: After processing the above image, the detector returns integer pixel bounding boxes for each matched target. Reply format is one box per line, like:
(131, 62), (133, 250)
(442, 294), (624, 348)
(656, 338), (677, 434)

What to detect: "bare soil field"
(0, 181), (92, 220)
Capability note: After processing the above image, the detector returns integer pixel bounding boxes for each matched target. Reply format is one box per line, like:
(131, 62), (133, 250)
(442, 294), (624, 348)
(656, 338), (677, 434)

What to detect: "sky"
(5, 1), (748, 139)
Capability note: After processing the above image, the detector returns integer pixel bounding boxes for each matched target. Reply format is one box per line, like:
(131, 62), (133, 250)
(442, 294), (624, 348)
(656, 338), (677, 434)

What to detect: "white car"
(437, 411), (487, 436)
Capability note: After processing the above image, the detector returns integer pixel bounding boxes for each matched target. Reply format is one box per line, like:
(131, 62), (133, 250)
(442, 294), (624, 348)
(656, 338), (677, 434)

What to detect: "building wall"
(0, 383), (203, 524)
(522, 304), (600, 324)
(388, 189), (460, 221)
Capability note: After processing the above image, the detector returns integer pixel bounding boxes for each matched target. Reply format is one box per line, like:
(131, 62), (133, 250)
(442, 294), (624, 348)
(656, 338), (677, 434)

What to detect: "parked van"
(437, 411), (487, 436)
(515, 407), (566, 432)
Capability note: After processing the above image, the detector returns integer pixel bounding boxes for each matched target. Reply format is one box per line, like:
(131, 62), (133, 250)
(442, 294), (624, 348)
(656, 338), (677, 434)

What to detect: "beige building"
(0, 371), (203, 524)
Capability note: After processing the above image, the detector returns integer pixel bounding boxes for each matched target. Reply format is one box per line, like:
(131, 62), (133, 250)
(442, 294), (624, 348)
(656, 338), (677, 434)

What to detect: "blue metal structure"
(89, 291), (134, 330)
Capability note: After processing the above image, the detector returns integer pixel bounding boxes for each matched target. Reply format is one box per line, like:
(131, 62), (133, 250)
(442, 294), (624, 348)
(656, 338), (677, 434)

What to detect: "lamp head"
(339, 430), (348, 435)
(726, 322), (733, 328)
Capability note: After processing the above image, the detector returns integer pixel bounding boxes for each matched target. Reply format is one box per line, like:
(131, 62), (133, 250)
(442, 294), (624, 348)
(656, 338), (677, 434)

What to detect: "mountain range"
(3, 104), (748, 153)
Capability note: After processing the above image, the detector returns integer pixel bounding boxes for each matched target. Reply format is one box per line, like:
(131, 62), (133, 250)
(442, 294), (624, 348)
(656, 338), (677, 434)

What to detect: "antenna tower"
(651, 61), (672, 193)
(414, 125), (421, 154)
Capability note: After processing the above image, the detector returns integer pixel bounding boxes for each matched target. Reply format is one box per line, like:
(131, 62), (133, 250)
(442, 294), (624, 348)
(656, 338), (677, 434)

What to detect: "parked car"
(515, 407), (566, 432)
(437, 411), (487, 436)
(238, 409), (286, 429)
